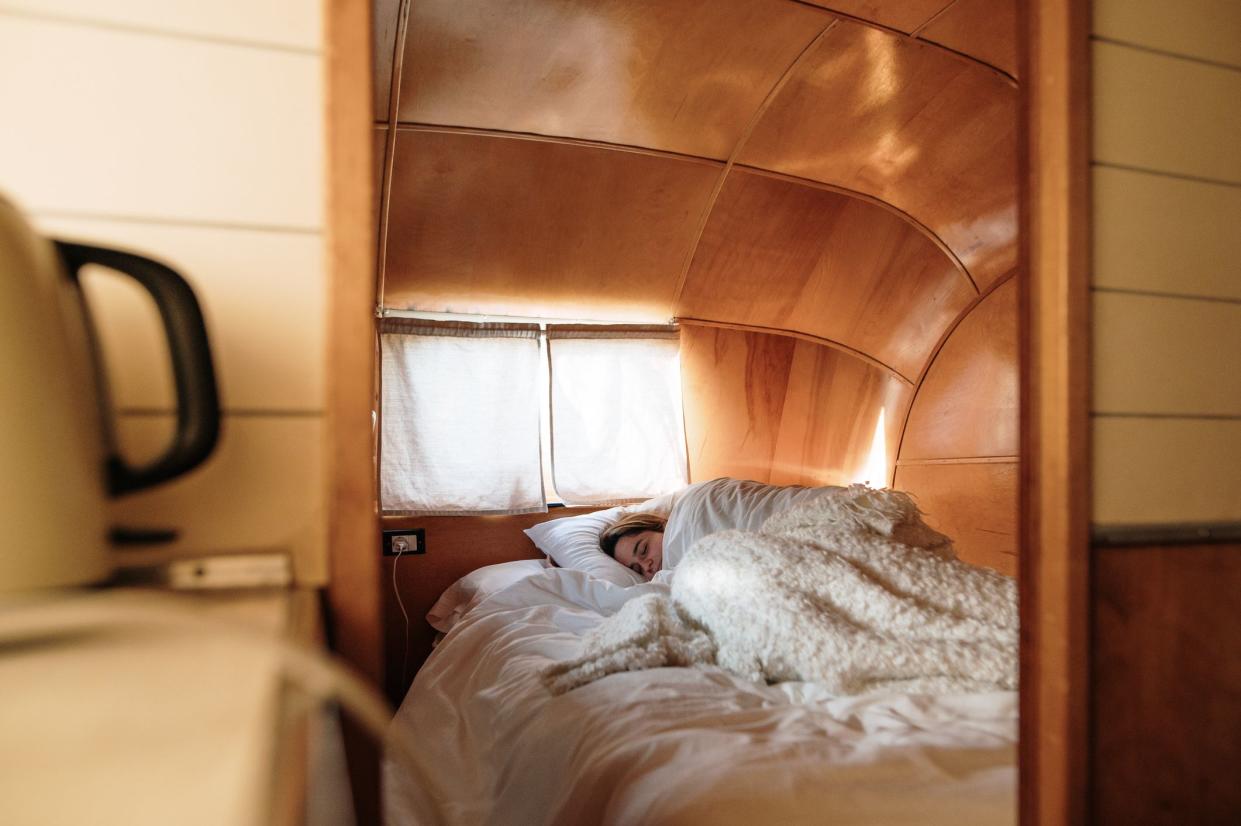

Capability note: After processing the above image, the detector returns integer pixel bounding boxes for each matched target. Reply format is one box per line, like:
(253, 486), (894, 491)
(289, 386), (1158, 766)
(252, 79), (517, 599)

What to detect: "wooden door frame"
(322, 1), (1099, 823)
(1019, 0), (1093, 824)
(323, 0), (383, 823)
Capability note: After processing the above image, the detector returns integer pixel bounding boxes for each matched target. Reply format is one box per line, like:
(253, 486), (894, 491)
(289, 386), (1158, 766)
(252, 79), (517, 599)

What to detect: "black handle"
(55, 241), (221, 496)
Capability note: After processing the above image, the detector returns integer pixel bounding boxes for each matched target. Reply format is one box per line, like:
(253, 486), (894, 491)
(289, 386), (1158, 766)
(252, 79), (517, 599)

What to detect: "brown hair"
(599, 511), (667, 557)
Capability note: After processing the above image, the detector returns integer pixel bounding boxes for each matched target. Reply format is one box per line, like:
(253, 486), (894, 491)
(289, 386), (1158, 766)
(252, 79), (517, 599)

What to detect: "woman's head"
(600, 512), (667, 581)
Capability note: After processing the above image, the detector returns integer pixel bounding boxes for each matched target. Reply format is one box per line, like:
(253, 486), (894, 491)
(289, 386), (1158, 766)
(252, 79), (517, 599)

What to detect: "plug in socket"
(383, 528), (425, 556)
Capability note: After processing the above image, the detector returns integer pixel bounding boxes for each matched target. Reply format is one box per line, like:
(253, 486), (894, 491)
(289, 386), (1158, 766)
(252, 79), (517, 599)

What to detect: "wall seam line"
(0, 6), (321, 55)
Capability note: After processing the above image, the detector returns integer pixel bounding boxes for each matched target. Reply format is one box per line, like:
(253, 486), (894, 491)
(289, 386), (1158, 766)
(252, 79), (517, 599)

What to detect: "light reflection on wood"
(739, 20), (1018, 290)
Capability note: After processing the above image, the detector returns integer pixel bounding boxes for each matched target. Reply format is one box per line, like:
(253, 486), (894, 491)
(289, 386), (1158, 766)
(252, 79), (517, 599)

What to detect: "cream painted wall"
(0, 3), (328, 582)
(1091, 0), (1241, 526)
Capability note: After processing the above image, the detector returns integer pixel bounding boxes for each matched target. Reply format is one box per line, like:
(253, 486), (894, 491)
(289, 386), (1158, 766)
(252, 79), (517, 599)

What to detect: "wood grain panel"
(800, 1), (949, 33)
(918, 0), (1018, 78)
(326, 4), (384, 819)
(397, 0), (828, 159)
(1094, 40), (1241, 184)
(381, 509), (596, 702)
(1024, 2), (1094, 823)
(1093, 166), (1241, 301)
(893, 462), (1018, 575)
(679, 170), (974, 378)
(679, 324), (796, 484)
(373, 0), (401, 120)
(1094, 292), (1241, 416)
(1094, 418), (1241, 525)
(1094, 0), (1241, 69)
(383, 129), (720, 319)
(1093, 543), (1241, 824)
(771, 339), (912, 487)
(901, 277), (1018, 459)
(740, 20), (1018, 289)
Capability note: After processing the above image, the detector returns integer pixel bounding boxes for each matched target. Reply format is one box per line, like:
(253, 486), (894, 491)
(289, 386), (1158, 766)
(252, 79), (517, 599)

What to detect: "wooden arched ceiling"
(376, 0), (1018, 381)
(678, 169), (973, 380)
(396, 0), (828, 160)
(737, 19), (1018, 289)
(383, 129), (720, 320)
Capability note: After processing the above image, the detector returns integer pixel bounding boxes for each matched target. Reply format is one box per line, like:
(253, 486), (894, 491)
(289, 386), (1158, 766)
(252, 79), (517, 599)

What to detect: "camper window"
(378, 318), (687, 516)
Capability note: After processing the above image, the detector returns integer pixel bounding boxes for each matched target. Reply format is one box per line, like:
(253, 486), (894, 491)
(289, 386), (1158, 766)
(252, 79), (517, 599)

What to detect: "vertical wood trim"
(376, 0), (411, 309)
(1020, 1), (1092, 824)
(323, 0), (383, 822)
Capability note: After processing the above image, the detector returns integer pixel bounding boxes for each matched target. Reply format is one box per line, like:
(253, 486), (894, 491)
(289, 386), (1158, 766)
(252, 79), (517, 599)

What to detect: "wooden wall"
(1092, 542), (1241, 824)
(380, 509), (593, 703)
(1087, 1), (1241, 822)
(0, 2), (330, 583)
(373, 0), (1016, 358)
(895, 276), (1019, 575)
(680, 324), (911, 487)
(371, 0), (1023, 694)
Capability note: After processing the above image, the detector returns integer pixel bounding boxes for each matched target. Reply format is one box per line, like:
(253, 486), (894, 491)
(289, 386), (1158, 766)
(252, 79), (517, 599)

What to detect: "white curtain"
(380, 320), (545, 515)
(548, 327), (688, 505)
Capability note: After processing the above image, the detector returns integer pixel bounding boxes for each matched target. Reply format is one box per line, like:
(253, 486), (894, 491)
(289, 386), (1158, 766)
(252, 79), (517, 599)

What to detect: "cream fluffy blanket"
(543, 487), (1017, 696)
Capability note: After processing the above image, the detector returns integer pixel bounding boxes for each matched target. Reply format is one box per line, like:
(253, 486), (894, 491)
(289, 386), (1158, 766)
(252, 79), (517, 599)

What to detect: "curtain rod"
(376, 306), (676, 326)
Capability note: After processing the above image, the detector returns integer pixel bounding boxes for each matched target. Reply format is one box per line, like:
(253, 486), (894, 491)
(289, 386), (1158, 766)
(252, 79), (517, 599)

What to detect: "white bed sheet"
(384, 568), (1017, 826)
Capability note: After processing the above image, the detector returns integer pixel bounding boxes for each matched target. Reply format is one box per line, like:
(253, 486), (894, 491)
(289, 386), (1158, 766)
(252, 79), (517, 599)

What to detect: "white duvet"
(384, 568), (1017, 826)
(544, 488), (1017, 697)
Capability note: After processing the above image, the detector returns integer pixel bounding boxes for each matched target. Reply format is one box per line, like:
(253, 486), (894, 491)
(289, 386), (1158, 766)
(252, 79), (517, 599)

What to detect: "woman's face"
(613, 529), (664, 582)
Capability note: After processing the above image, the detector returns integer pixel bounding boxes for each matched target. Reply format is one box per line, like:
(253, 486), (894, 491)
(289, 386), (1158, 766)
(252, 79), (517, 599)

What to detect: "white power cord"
(392, 545), (411, 690)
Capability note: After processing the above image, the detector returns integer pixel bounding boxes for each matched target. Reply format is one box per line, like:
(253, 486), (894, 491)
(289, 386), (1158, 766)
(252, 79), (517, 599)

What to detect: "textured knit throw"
(542, 486), (1017, 696)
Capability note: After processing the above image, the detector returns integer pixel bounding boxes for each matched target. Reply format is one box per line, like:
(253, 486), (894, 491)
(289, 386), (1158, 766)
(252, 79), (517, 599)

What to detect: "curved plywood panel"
(892, 462), (1017, 575)
(771, 336), (912, 487)
(383, 129), (720, 320)
(680, 325), (796, 483)
(900, 276), (1018, 459)
(681, 324), (910, 487)
(918, 0), (1018, 79)
(397, 0), (829, 159)
(678, 169), (974, 379)
(739, 20), (1018, 289)
(801, 1), (949, 33)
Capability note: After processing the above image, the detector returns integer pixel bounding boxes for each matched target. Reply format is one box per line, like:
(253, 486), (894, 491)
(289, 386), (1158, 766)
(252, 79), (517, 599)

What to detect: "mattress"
(384, 568), (1017, 826)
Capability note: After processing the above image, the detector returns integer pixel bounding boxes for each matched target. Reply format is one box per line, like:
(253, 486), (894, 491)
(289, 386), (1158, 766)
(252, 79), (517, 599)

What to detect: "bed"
(383, 481), (1018, 826)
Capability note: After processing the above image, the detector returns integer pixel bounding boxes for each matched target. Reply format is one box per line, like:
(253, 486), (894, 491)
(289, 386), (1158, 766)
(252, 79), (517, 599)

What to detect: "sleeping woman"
(556, 478), (1017, 695)
(599, 512), (666, 581)
(600, 477), (843, 582)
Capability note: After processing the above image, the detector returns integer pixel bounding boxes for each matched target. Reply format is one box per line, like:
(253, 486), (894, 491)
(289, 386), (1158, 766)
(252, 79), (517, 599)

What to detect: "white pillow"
(523, 506), (644, 586)
(662, 478), (844, 569)
(426, 559), (550, 633)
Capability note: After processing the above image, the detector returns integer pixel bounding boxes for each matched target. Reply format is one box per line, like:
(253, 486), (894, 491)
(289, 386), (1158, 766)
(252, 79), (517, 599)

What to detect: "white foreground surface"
(385, 569), (1017, 826)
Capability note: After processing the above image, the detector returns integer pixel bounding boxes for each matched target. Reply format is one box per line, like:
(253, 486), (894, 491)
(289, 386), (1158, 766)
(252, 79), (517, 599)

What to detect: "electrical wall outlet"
(383, 528), (425, 556)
